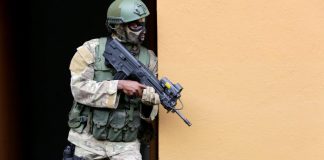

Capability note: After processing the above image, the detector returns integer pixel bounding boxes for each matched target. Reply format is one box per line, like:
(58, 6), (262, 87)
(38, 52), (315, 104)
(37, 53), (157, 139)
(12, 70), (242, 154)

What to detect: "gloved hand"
(141, 86), (160, 105)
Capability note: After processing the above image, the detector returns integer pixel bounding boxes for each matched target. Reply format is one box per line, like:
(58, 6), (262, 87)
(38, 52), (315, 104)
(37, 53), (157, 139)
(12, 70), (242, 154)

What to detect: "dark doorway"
(5, 0), (157, 159)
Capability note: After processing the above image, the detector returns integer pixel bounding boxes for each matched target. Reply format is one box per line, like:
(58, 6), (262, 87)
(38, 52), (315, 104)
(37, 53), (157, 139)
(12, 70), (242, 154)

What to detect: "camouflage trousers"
(74, 145), (141, 160)
(68, 130), (141, 160)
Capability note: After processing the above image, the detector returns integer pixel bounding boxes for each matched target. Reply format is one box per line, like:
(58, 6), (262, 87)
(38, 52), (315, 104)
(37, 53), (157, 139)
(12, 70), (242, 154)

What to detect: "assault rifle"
(103, 39), (192, 126)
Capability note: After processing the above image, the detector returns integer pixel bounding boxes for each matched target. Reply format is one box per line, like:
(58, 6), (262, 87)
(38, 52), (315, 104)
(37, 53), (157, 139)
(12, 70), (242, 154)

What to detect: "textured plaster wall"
(158, 0), (324, 160)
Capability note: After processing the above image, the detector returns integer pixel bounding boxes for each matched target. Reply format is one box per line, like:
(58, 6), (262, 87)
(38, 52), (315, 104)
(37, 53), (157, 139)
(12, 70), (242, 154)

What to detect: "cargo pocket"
(92, 109), (110, 140)
(123, 111), (141, 142)
(107, 110), (126, 142)
(68, 101), (88, 133)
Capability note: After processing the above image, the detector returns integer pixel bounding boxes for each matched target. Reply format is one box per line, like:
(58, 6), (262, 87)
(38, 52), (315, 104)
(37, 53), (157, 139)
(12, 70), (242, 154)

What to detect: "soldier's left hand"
(141, 86), (160, 105)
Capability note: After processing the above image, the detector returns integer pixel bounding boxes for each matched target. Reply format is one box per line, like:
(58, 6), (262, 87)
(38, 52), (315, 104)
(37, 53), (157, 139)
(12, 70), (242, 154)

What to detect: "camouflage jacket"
(67, 38), (158, 155)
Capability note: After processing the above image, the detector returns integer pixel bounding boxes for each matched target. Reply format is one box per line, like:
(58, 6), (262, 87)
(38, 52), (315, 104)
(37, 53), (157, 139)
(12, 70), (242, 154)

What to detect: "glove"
(141, 87), (160, 105)
(141, 87), (159, 122)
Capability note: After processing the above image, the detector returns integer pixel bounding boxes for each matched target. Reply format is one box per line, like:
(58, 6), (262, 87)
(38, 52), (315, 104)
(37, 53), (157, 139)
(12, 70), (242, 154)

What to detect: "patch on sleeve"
(106, 80), (119, 108)
(77, 46), (95, 64)
(70, 47), (95, 74)
(69, 51), (89, 74)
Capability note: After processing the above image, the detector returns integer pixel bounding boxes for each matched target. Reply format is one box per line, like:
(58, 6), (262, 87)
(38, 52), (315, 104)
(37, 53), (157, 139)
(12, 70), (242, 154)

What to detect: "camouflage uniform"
(68, 38), (158, 160)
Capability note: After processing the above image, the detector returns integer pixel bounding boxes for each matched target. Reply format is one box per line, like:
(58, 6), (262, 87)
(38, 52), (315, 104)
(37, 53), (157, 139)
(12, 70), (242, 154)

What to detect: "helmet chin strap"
(111, 24), (128, 43)
(111, 34), (124, 42)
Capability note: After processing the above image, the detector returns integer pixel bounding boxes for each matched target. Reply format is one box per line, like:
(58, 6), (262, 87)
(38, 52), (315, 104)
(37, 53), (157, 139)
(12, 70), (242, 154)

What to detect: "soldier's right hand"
(117, 80), (146, 97)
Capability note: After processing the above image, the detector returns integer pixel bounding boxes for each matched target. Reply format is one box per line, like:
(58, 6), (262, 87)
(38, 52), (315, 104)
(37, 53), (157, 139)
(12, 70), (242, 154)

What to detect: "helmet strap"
(111, 24), (127, 43)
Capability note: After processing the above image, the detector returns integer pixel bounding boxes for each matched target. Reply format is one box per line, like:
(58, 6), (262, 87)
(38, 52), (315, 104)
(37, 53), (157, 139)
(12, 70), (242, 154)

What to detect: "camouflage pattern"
(111, 18), (146, 45)
(70, 130), (141, 160)
(107, 0), (150, 24)
(69, 39), (120, 108)
(68, 38), (158, 159)
(125, 18), (146, 44)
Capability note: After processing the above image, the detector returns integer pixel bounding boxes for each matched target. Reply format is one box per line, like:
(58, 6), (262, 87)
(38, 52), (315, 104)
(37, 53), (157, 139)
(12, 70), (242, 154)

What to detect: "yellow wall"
(158, 0), (324, 159)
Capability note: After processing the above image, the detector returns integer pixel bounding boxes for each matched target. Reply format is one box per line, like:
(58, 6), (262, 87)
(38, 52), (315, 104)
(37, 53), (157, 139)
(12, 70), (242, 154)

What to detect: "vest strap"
(139, 46), (150, 67)
(98, 38), (107, 59)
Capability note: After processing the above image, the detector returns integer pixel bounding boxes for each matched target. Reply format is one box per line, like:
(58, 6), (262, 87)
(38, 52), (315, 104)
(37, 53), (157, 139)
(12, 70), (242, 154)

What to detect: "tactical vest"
(68, 37), (151, 142)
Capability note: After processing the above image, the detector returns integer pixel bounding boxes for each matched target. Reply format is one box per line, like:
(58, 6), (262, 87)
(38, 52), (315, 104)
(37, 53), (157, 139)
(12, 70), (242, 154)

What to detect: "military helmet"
(107, 0), (150, 24)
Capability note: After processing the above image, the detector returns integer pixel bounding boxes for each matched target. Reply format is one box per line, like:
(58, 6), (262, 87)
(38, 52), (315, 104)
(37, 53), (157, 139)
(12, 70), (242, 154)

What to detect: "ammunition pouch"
(91, 104), (141, 142)
(68, 101), (88, 133)
(68, 98), (142, 142)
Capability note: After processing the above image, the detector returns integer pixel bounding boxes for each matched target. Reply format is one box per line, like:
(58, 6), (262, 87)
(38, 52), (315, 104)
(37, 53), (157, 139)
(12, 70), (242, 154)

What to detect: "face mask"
(112, 20), (146, 45)
(125, 21), (146, 44)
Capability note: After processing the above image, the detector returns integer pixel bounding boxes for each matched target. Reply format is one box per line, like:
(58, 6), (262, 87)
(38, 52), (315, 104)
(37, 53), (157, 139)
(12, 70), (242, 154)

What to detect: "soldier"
(64, 0), (159, 159)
